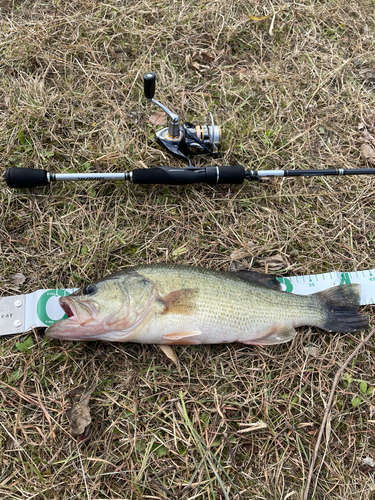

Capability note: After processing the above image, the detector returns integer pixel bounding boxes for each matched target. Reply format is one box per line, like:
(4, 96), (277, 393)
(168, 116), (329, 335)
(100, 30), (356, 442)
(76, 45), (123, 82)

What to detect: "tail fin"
(314, 284), (368, 333)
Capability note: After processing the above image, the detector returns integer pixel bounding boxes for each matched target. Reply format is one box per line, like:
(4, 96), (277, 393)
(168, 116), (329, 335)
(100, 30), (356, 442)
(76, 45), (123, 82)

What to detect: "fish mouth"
(46, 297), (99, 340)
(59, 296), (98, 325)
(60, 299), (75, 318)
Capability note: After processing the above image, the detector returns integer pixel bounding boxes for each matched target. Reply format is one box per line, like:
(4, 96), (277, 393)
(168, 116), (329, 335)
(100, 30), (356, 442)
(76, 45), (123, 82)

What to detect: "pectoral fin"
(241, 324), (296, 345)
(159, 288), (198, 315)
(162, 330), (202, 344)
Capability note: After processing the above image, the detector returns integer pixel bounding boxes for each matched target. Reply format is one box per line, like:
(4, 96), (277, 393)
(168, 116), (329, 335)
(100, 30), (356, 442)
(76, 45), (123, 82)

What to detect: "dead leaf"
(10, 272), (26, 285)
(358, 122), (375, 146)
(67, 384), (96, 436)
(304, 345), (319, 358)
(198, 51), (215, 62)
(361, 143), (375, 165)
(362, 457), (375, 467)
(359, 69), (375, 82)
(358, 122), (366, 132)
(191, 61), (202, 72)
(229, 262), (237, 272)
(258, 254), (287, 271)
(149, 111), (166, 126)
(230, 248), (250, 261)
(247, 241), (258, 250)
(238, 421), (268, 432)
(192, 51), (215, 64)
(230, 242), (260, 262)
(230, 242), (261, 270)
(236, 68), (249, 82)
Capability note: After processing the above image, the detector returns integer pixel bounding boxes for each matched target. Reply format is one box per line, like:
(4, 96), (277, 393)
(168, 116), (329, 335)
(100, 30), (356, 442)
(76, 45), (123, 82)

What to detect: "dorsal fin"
(232, 271), (282, 291)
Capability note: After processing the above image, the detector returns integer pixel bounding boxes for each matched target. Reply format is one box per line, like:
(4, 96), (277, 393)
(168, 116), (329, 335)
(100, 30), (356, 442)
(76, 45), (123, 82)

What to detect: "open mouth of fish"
(60, 299), (75, 318)
(58, 297), (97, 325)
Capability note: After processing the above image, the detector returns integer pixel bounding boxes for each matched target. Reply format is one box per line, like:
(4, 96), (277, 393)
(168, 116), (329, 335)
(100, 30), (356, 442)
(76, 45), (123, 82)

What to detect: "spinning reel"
(143, 72), (221, 166)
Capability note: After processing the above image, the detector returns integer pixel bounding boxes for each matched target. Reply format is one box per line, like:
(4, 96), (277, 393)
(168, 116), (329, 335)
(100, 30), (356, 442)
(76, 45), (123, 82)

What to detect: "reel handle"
(144, 72), (156, 99)
(4, 165), (246, 187)
(5, 167), (49, 188)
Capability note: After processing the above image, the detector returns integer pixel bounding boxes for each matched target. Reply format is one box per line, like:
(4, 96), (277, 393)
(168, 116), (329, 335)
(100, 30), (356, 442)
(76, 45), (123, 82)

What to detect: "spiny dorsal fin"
(159, 288), (198, 315)
(233, 271), (282, 291)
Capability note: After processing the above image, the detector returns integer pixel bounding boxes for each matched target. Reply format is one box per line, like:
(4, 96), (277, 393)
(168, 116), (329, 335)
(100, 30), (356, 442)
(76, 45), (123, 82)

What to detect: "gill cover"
(46, 272), (156, 340)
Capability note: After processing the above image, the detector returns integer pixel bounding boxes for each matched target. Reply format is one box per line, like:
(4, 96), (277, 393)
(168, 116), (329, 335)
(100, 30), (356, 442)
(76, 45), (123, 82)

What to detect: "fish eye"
(83, 284), (97, 296)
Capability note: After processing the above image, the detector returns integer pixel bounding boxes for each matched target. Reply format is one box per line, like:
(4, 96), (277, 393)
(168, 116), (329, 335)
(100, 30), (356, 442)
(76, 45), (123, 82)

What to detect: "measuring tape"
(1, 288), (77, 336)
(1, 269), (374, 336)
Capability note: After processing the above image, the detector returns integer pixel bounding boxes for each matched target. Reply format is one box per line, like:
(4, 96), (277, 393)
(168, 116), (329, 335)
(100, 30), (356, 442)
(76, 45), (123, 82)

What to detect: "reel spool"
(143, 72), (221, 165)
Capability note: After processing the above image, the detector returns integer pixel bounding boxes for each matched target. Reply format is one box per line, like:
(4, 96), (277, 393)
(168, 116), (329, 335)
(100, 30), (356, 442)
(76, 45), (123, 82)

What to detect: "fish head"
(46, 271), (156, 341)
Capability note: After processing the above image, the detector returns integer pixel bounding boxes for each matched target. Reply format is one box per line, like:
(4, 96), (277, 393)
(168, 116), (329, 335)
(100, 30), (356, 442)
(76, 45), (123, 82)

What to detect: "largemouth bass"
(46, 264), (368, 345)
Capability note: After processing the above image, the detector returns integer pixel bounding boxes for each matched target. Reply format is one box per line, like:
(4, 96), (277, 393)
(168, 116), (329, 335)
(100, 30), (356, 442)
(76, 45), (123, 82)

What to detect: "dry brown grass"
(1, 0), (375, 498)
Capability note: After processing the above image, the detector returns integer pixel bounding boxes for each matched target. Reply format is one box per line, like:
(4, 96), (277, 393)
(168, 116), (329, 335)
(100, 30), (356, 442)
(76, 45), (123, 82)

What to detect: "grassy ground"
(1, 0), (375, 498)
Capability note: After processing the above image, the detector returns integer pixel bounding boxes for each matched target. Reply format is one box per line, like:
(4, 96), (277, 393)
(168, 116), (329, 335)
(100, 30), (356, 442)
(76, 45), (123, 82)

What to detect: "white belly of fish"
(106, 292), (324, 346)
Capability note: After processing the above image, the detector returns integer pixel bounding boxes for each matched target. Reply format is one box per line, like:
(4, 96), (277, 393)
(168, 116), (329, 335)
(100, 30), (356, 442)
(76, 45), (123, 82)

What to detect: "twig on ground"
(303, 328), (375, 500)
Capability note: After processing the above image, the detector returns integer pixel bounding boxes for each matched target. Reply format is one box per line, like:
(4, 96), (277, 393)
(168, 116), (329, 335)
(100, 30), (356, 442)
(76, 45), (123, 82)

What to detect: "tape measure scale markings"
(37, 290), (70, 326)
(277, 277), (294, 292)
(340, 273), (351, 285)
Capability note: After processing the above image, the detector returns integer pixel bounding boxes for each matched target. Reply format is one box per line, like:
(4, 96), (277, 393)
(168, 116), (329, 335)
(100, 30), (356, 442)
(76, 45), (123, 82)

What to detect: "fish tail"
(314, 283), (368, 333)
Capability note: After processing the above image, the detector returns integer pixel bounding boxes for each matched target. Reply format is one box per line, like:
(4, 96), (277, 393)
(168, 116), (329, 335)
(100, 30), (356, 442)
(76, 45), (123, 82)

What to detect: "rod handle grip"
(132, 165), (245, 185)
(143, 72), (156, 99)
(5, 167), (49, 188)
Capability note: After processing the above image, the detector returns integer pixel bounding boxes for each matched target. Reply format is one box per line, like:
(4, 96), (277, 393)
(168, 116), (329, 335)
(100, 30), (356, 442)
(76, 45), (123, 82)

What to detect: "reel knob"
(144, 72), (156, 99)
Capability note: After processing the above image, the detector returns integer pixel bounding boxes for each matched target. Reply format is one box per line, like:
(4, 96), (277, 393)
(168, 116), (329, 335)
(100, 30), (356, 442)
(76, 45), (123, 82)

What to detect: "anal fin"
(241, 324), (296, 346)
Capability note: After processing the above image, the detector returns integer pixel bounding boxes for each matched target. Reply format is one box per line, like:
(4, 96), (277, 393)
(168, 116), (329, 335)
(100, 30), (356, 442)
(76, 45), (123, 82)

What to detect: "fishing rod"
(5, 72), (375, 189)
(6, 165), (375, 189)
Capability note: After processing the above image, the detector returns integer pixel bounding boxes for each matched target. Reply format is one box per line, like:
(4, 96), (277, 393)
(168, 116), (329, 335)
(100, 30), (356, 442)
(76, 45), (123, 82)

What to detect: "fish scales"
(130, 265), (325, 344)
(46, 264), (368, 346)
